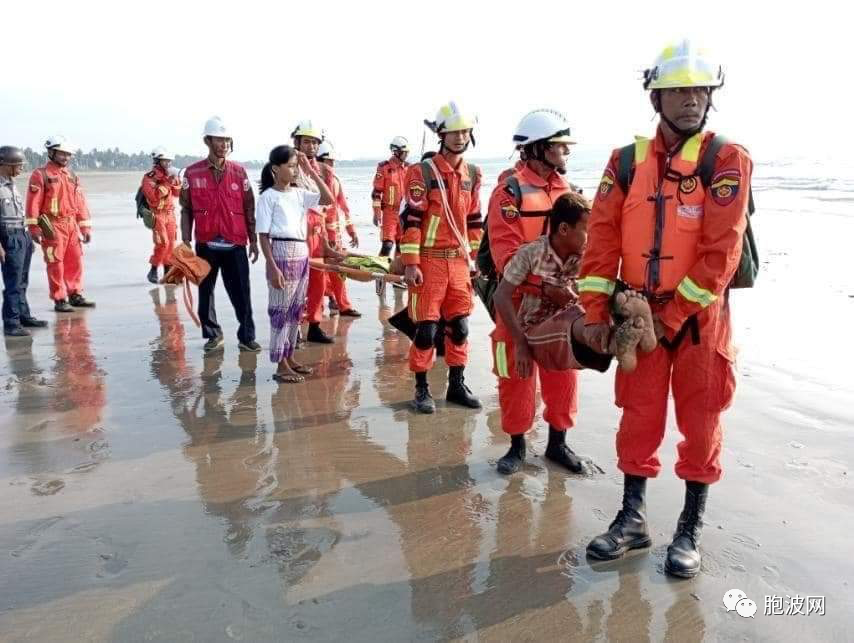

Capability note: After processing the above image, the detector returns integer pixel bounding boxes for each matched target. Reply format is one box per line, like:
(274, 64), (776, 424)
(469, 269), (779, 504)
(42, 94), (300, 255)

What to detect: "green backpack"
(616, 134), (758, 289)
(135, 185), (155, 230)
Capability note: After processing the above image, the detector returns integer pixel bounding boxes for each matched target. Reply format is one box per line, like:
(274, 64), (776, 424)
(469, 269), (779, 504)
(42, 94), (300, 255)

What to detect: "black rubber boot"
(413, 372), (435, 414)
(497, 435), (526, 475)
(147, 265), (159, 284)
(665, 481), (709, 578)
(307, 323), (334, 344)
(68, 293), (95, 308)
(586, 474), (651, 560)
(544, 426), (585, 473)
(446, 365), (481, 409)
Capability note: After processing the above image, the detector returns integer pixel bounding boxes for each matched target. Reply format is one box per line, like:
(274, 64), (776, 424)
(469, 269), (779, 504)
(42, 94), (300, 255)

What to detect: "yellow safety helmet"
(643, 40), (724, 91)
(290, 120), (324, 142)
(428, 101), (477, 134)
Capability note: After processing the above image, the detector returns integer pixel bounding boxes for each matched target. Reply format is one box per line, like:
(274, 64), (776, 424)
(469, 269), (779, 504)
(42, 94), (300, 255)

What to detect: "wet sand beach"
(1, 169), (853, 641)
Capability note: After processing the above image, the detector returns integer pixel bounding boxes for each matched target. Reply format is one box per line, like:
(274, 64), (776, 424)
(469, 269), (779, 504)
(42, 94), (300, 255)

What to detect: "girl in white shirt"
(256, 145), (339, 383)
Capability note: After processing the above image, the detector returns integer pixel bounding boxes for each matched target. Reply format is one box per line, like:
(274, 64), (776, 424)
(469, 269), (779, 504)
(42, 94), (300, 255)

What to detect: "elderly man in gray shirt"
(0, 146), (47, 336)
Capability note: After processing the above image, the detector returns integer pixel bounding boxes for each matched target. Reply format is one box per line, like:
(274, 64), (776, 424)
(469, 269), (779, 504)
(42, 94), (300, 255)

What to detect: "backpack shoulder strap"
(420, 160), (434, 187)
(504, 175), (522, 207)
(616, 143), (635, 194)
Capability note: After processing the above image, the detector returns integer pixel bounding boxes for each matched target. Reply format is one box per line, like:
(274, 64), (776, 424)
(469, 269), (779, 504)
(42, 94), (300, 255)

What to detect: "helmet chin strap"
(530, 142), (566, 175)
(655, 91), (712, 139)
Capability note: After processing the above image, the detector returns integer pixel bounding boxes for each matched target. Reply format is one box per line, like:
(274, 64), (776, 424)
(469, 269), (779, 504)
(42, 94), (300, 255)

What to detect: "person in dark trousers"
(180, 117), (260, 353)
(0, 146), (47, 337)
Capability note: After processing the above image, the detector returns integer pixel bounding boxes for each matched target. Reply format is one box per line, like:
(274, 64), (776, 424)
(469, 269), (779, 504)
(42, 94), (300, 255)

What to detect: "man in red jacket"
(180, 116), (259, 353)
(580, 41), (752, 578)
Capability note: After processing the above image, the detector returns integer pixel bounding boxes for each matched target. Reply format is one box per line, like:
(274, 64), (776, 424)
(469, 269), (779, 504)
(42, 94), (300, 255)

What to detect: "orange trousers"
(615, 308), (736, 484)
(149, 213), (177, 267)
(306, 267), (327, 323)
(41, 217), (84, 301)
(407, 255), (472, 372)
(324, 272), (352, 311)
(381, 207), (401, 244)
(491, 321), (578, 435)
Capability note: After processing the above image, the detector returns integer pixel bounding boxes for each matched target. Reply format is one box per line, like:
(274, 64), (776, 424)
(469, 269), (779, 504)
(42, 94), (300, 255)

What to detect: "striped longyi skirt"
(268, 239), (309, 363)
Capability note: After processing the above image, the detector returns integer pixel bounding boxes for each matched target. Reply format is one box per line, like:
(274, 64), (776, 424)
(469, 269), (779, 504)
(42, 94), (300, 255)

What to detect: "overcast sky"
(2, 0), (848, 163)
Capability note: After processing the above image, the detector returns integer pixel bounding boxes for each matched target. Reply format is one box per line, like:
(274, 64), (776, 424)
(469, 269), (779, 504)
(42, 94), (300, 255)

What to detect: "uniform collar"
(519, 162), (568, 190)
(652, 126), (712, 156)
(431, 153), (469, 179)
(46, 160), (69, 175)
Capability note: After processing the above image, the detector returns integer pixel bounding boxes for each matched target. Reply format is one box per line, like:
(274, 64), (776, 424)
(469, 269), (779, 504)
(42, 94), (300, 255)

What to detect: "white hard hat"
(428, 101), (477, 134)
(203, 116), (231, 138)
(644, 39), (724, 90)
(44, 135), (76, 154)
(291, 120), (324, 141)
(317, 141), (336, 160)
(512, 109), (575, 147)
(151, 146), (173, 161)
(390, 136), (409, 151)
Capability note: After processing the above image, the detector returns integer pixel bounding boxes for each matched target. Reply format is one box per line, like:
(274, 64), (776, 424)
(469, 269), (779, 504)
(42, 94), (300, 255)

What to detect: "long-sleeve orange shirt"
(141, 165), (181, 216)
(579, 128), (752, 337)
(25, 161), (91, 230)
(399, 154), (482, 266)
(372, 156), (408, 216)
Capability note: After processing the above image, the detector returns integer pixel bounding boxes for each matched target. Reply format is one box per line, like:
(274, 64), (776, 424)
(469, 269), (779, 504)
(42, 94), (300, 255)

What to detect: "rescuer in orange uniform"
(581, 41), (752, 578)
(487, 109), (587, 475)
(25, 135), (96, 312)
(141, 146), (181, 284)
(316, 141), (361, 319)
(372, 136), (410, 257)
(401, 102), (482, 414)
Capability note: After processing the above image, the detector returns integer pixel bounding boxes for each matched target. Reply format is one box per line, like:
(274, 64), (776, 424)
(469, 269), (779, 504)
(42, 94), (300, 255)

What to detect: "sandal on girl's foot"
(273, 372), (304, 384)
(290, 364), (314, 375)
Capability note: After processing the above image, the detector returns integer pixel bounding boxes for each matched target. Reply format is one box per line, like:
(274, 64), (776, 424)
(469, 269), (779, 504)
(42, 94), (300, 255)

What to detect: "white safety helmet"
(151, 146), (173, 161)
(44, 135), (76, 154)
(512, 109), (575, 148)
(316, 141), (336, 161)
(291, 120), (324, 142)
(427, 101), (477, 134)
(390, 136), (409, 151)
(643, 39), (724, 90)
(203, 116), (231, 138)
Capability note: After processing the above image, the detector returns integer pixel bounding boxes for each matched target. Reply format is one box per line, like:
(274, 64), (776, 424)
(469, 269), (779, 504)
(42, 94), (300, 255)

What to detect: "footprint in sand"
(31, 479), (65, 496)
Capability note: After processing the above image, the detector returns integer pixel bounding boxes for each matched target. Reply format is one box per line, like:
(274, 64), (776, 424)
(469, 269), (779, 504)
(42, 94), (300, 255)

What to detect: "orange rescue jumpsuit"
(578, 128), (751, 484)
(488, 163), (576, 435)
(373, 156), (409, 246)
(400, 155), (482, 373)
(25, 161), (91, 301)
(141, 165), (181, 267)
(322, 169), (354, 311)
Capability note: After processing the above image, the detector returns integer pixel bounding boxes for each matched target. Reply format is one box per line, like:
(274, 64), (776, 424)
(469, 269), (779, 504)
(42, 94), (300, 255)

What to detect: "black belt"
(271, 237), (305, 242)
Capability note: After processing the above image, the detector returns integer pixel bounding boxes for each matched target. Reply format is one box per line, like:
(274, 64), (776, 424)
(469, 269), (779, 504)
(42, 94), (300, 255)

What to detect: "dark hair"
(259, 145), (295, 194)
(549, 192), (590, 233)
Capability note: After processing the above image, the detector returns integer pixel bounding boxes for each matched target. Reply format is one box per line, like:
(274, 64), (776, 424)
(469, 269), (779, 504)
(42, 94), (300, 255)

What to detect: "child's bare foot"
(287, 357), (313, 376)
(610, 317), (646, 372)
(613, 289), (657, 353)
(274, 362), (305, 384)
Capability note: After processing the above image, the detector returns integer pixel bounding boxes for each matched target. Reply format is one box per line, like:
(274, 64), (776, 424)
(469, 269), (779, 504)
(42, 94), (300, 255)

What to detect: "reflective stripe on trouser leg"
(615, 344), (673, 478)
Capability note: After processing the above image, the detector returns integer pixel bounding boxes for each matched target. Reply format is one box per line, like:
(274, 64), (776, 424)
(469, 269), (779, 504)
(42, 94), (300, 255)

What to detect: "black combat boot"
(497, 434), (526, 475)
(147, 265), (159, 284)
(68, 293), (95, 308)
(586, 474), (651, 560)
(544, 426), (585, 473)
(307, 322), (334, 344)
(446, 365), (481, 409)
(665, 481), (709, 578)
(413, 372), (435, 414)
(54, 299), (74, 313)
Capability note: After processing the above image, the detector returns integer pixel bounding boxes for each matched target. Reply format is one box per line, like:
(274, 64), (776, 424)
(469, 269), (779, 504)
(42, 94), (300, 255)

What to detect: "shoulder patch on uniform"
(499, 195), (519, 221)
(30, 183), (40, 193)
(598, 167), (616, 198)
(408, 180), (426, 205)
(243, 179), (250, 191)
(710, 169), (740, 206)
(181, 177), (190, 190)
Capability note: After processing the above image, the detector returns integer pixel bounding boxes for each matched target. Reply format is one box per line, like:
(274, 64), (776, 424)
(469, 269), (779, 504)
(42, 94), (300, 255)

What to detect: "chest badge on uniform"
(598, 167), (615, 198)
(679, 176), (698, 194)
(710, 169), (740, 206)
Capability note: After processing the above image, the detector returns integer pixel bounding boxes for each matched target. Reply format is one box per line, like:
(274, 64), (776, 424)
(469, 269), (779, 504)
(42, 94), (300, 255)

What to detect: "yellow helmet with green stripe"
(644, 40), (724, 90)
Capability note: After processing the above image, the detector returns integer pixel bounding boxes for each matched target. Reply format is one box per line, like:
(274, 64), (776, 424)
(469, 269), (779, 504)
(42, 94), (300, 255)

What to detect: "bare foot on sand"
(613, 290), (657, 353)
(609, 317), (647, 372)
